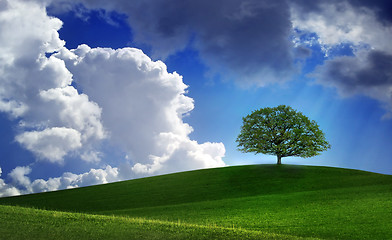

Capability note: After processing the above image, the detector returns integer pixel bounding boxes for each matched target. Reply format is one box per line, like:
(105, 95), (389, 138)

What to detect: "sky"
(0, 0), (392, 197)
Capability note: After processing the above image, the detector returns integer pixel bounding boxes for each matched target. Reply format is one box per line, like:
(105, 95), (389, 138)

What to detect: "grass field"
(0, 205), (311, 240)
(0, 164), (391, 239)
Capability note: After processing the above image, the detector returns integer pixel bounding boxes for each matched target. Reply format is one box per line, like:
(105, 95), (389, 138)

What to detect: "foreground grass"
(0, 205), (310, 240)
(98, 184), (392, 239)
(1, 164), (391, 239)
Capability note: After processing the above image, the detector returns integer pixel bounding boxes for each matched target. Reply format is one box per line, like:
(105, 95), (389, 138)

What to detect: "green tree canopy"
(236, 105), (331, 164)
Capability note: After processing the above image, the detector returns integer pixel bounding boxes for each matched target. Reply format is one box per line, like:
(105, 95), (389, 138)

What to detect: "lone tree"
(236, 105), (330, 165)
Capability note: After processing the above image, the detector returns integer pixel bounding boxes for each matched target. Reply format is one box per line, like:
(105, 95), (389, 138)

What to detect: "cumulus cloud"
(0, 167), (21, 197)
(0, 165), (121, 196)
(0, 180), (20, 197)
(52, 0), (297, 86)
(15, 127), (82, 164)
(0, 0), (106, 163)
(57, 44), (225, 177)
(0, 0), (225, 197)
(29, 165), (121, 193)
(39, 86), (106, 142)
(8, 166), (32, 189)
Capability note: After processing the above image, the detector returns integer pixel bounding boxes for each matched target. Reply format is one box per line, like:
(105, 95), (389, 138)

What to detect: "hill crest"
(0, 164), (390, 213)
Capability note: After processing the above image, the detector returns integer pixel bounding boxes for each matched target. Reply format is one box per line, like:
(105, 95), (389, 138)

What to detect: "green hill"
(1, 164), (391, 239)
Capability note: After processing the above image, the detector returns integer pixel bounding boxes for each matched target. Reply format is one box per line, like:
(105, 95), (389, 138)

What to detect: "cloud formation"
(8, 166), (32, 189)
(291, 0), (392, 115)
(57, 44), (226, 176)
(15, 127), (82, 164)
(0, 167), (20, 197)
(311, 50), (392, 114)
(0, 0), (225, 196)
(55, 0), (297, 86)
(291, 1), (392, 54)
(0, 0), (105, 164)
(28, 165), (121, 193)
(53, 0), (392, 97)
(0, 164), (121, 195)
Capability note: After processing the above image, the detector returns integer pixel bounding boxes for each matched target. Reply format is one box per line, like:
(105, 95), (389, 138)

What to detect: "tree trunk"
(277, 155), (282, 165)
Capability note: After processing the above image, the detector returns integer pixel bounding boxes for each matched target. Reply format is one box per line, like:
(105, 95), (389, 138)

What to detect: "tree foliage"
(236, 105), (330, 164)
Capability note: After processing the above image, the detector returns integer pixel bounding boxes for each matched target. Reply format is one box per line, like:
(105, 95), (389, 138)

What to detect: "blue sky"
(0, 0), (392, 196)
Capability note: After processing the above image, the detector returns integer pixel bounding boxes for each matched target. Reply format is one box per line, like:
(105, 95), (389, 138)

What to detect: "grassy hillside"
(1, 164), (391, 239)
(0, 205), (305, 240)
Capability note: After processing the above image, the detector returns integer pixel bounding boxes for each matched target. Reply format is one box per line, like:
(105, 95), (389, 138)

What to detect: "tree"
(236, 105), (330, 165)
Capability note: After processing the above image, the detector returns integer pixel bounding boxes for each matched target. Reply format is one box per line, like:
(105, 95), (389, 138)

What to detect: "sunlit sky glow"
(0, 0), (391, 196)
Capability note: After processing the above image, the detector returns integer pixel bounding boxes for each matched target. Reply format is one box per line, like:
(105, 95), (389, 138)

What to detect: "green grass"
(0, 205), (305, 240)
(1, 164), (391, 239)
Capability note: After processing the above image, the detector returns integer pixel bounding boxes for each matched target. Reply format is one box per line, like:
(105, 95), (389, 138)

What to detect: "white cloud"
(0, 0), (226, 197)
(290, 1), (392, 55)
(0, 0), (106, 163)
(75, 165), (120, 186)
(0, 167), (21, 197)
(8, 166), (32, 190)
(39, 86), (106, 142)
(132, 132), (226, 176)
(57, 44), (226, 177)
(0, 165), (121, 195)
(291, 1), (392, 116)
(80, 151), (103, 163)
(15, 127), (82, 164)
(0, 180), (21, 197)
(29, 165), (121, 193)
